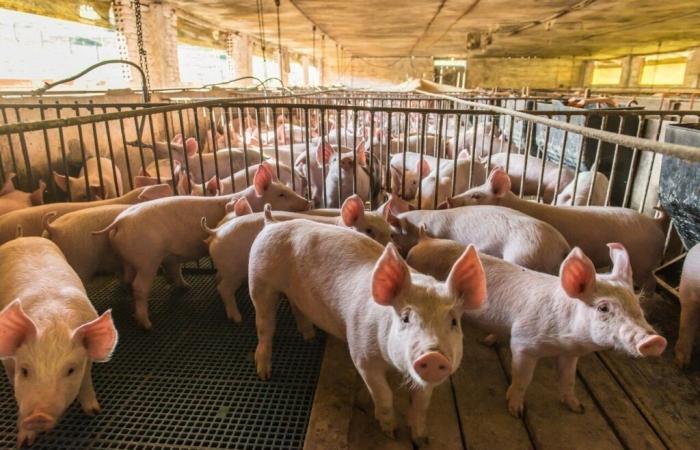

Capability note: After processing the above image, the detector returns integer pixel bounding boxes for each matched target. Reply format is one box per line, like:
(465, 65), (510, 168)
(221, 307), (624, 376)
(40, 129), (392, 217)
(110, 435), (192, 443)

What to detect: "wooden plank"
(577, 354), (666, 450)
(424, 381), (464, 450)
(304, 337), (356, 450)
(495, 345), (624, 450)
(452, 326), (533, 450)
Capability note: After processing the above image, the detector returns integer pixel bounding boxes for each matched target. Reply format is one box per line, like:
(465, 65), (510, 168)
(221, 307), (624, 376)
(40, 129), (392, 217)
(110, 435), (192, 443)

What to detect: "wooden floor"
(303, 291), (700, 450)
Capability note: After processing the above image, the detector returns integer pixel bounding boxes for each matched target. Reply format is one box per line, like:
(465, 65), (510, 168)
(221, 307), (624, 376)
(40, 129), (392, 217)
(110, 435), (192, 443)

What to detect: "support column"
(684, 49), (700, 88)
(279, 48), (289, 85)
(228, 33), (253, 85)
(302, 55), (310, 85)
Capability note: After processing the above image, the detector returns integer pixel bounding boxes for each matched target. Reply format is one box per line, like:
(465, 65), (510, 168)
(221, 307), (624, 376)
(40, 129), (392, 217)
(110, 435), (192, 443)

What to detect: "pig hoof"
(412, 436), (430, 448)
(256, 366), (271, 381)
(226, 311), (243, 323)
(480, 334), (498, 347)
(301, 329), (316, 342)
(134, 316), (153, 330)
(17, 429), (37, 448)
(379, 423), (396, 439)
(674, 351), (690, 370)
(81, 400), (102, 416)
(561, 397), (584, 414)
(506, 388), (524, 418)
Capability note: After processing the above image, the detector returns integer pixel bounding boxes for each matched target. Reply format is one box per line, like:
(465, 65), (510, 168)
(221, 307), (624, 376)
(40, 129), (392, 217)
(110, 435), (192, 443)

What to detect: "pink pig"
(0, 174), (45, 217)
(0, 237), (118, 447)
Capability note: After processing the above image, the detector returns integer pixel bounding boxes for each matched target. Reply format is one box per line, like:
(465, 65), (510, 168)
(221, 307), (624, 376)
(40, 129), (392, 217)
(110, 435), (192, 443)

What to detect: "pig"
(0, 237), (118, 447)
(137, 159), (181, 190)
(389, 153), (433, 201)
(555, 170), (610, 206)
(418, 156), (487, 209)
(94, 164), (311, 329)
(323, 141), (371, 208)
(485, 153), (575, 204)
(248, 217), (486, 442)
(0, 174), (45, 217)
(0, 184), (172, 245)
(152, 136), (263, 183)
(447, 168), (666, 289)
(54, 157), (124, 201)
(406, 236), (667, 416)
(675, 244), (700, 369)
(195, 160), (305, 197)
(204, 195), (393, 322)
(294, 142), (330, 207)
(42, 205), (130, 282)
(388, 205), (570, 275)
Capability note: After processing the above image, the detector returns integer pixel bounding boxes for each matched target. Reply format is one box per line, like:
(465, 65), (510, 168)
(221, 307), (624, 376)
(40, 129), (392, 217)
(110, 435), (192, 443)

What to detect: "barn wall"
(345, 57), (434, 88)
(465, 57), (586, 89)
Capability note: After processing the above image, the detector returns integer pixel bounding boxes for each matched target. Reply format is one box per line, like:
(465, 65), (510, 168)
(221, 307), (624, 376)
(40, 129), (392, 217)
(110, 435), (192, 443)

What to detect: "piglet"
(54, 157), (124, 201)
(418, 155), (487, 209)
(486, 153), (574, 204)
(675, 244), (700, 369)
(248, 218), (486, 442)
(204, 195), (393, 322)
(0, 237), (118, 447)
(389, 205), (570, 274)
(95, 164), (311, 329)
(0, 174), (45, 217)
(407, 236), (666, 416)
(555, 169), (609, 206)
(323, 141), (371, 207)
(447, 168), (666, 289)
(0, 184), (171, 245)
(43, 205), (131, 282)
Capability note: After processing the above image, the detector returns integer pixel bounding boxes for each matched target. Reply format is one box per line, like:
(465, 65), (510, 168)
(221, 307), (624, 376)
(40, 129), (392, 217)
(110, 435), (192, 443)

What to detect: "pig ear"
(607, 243), (633, 287)
(53, 171), (70, 192)
(185, 138), (199, 158)
(488, 168), (511, 196)
(253, 164), (273, 195)
(458, 149), (470, 161)
(0, 174), (15, 196)
(72, 310), (118, 362)
(31, 180), (46, 205)
(446, 245), (487, 310)
(233, 197), (253, 216)
(261, 161), (279, 181)
(0, 300), (37, 358)
(372, 243), (411, 306)
(138, 184), (172, 201)
(384, 205), (401, 228)
(315, 143), (333, 166)
(356, 143), (367, 166)
(206, 176), (220, 195)
(560, 247), (597, 301)
(416, 159), (431, 178)
(341, 195), (365, 226)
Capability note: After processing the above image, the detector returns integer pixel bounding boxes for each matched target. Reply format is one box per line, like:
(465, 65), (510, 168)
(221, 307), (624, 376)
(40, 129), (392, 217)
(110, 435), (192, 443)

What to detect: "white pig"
(323, 141), (371, 208)
(42, 205), (130, 282)
(407, 236), (667, 416)
(94, 164), (311, 329)
(555, 170), (610, 206)
(204, 195), (393, 322)
(0, 184), (172, 245)
(447, 168), (666, 289)
(198, 160), (305, 197)
(248, 218), (486, 442)
(675, 244), (700, 369)
(0, 174), (45, 217)
(388, 205), (570, 275)
(54, 157), (124, 201)
(0, 237), (118, 447)
(418, 156), (487, 209)
(389, 153), (433, 201)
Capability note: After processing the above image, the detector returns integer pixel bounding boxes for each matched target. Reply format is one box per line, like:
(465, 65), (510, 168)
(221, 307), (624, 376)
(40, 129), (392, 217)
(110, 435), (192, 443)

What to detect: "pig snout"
(21, 411), (56, 432)
(637, 335), (667, 357)
(413, 351), (452, 383)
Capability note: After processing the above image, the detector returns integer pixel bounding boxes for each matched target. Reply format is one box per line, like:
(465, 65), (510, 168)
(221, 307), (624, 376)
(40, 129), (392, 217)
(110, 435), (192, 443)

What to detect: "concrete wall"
(465, 57), (586, 89)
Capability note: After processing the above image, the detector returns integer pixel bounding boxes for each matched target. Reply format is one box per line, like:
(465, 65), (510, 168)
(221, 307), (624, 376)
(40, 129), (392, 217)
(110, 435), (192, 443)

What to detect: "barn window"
(590, 60), (622, 85)
(308, 65), (320, 86)
(640, 52), (688, 86)
(289, 61), (304, 86)
(0, 7), (126, 89)
(177, 43), (229, 86)
(252, 55), (281, 81)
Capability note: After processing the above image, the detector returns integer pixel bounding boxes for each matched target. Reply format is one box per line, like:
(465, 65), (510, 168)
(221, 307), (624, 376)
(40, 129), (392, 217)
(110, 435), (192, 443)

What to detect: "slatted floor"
(0, 270), (325, 449)
(304, 291), (700, 450)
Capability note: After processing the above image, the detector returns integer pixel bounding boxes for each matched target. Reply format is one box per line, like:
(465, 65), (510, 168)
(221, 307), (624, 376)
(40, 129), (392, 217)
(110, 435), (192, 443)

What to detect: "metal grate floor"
(0, 270), (325, 449)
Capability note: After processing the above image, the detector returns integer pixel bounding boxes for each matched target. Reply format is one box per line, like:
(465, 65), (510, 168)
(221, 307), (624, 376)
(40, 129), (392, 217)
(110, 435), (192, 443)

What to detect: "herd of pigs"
(0, 115), (698, 448)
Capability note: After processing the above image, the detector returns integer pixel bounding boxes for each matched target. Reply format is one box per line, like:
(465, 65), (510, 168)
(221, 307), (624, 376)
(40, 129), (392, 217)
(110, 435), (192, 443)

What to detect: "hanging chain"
(131, 0), (150, 90)
(321, 34), (325, 84)
(312, 25), (316, 69)
(275, 0), (283, 73)
(336, 43), (340, 81)
(256, 0), (267, 78)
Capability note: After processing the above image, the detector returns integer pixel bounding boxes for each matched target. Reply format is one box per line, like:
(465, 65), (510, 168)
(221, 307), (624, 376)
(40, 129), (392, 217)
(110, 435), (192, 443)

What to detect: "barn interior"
(0, 1), (700, 449)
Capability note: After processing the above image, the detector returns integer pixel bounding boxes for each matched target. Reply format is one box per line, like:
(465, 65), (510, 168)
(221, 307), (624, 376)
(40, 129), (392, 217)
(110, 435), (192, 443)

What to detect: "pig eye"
(20, 368), (28, 378)
(401, 310), (411, 324)
(365, 228), (374, 236)
(471, 193), (482, 199)
(597, 303), (610, 313)
(278, 193), (286, 198)
(451, 317), (458, 328)
(66, 367), (75, 377)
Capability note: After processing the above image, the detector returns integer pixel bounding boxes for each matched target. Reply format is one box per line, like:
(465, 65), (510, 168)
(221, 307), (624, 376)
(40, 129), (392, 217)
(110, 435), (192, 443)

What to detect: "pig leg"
(355, 363), (397, 437)
(122, 262), (136, 286)
(480, 333), (499, 347)
(506, 349), (538, 417)
(675, 290), (700, 369)
(407, 386), (434, 444)
(557, 355), (583, 413)
(251, 284), (281, 380)
(216, 273), (243, 323)
(78, 364), (101, 415)
(289, 304), (315, 341)
(131, 267), (158, 330)
(3, 360), (14, 385)
(163, 260), (190, 290)
(17, 423), (37, 448)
